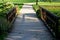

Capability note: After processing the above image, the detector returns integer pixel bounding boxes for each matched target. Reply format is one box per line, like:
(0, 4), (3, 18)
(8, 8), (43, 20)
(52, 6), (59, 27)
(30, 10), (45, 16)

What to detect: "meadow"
(0, 0), (36, 3)
(33, 2), (60, 16)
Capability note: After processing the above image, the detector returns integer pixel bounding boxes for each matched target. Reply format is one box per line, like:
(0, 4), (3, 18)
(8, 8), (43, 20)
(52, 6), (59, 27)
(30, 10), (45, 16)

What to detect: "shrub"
(0, 2), (14, 16)
(36, 9), (41, 18)
(0, 2), (14, 32)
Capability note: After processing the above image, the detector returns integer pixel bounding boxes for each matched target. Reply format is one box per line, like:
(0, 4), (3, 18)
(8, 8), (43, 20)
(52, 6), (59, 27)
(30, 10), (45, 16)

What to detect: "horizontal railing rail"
(39, 6), (60, 40)
(6, 7), (16, 22)
(0, 6), (17, 33)
(6, 7), (17, 32)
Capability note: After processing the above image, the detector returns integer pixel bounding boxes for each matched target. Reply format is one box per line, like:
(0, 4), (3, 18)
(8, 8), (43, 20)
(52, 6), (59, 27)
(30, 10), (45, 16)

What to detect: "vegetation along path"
(5, 4), (54, 40)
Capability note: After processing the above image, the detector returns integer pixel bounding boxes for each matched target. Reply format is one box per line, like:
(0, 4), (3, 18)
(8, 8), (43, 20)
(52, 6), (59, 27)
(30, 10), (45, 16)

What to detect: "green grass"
(33, 5), (39, 11)
(41, 6), (60, 16)
(33, 2), (60, 16)
(33, 2), (60, 11)
(0, 0), (36, 4)
(17, 4), (23, 10)
(38, 2), (60, 16)
(33, 5), (41, 18)
(38, 2), (60, 6)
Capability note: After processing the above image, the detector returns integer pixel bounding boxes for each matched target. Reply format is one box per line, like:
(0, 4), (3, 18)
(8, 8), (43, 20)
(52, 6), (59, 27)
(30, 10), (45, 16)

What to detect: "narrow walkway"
(5, 4), (53, 40)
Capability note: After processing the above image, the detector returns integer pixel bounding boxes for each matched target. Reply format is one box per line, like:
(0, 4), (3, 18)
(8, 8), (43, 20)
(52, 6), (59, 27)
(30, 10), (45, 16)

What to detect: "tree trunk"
(36, 0), (38, 5)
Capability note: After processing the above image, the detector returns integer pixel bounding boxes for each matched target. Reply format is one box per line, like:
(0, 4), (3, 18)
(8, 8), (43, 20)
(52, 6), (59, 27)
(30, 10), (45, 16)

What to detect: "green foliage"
(48, 0), (53, 2)
(0, 17), (10, 31)
(0, 0), (36, 4)
(33, 5), (39, 11)
(33, 5), (41, 18)
(0, 2), (14, 40)
(0, 2), (14, 33)
(36, 9), (41, 18)
(0, 2), (14, 16)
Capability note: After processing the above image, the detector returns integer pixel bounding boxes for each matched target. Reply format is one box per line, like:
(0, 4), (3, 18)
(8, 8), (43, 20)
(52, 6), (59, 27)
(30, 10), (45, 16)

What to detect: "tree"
(2, 0), (4, 3)
(36, 0), (38, 5)
(47, 0), (53, 2)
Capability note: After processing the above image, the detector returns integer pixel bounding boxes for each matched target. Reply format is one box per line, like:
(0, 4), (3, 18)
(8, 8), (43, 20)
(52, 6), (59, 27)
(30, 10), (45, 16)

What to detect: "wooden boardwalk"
(5, 4), (54, 40)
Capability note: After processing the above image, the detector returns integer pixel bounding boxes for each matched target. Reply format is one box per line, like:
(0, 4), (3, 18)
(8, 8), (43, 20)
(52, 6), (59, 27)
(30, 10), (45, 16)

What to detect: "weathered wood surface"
(5, 4), (54, 40)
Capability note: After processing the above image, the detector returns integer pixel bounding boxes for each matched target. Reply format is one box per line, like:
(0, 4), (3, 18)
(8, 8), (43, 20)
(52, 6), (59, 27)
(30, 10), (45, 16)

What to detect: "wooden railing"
(39, 6), (60, 40)
(7, 7), (16, 22)
(0, 7), (17, 33)
(6, 7), (17, 32)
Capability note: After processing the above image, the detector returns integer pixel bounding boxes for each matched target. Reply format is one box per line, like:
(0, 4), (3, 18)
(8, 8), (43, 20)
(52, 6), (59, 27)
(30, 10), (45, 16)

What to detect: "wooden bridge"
(5, 4), (55, 40)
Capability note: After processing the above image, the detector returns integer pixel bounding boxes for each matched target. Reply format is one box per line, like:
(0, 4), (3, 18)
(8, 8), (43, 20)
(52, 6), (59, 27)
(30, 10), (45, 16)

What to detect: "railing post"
(40, 8), (47, 22)
(15, 5), (19, 15)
